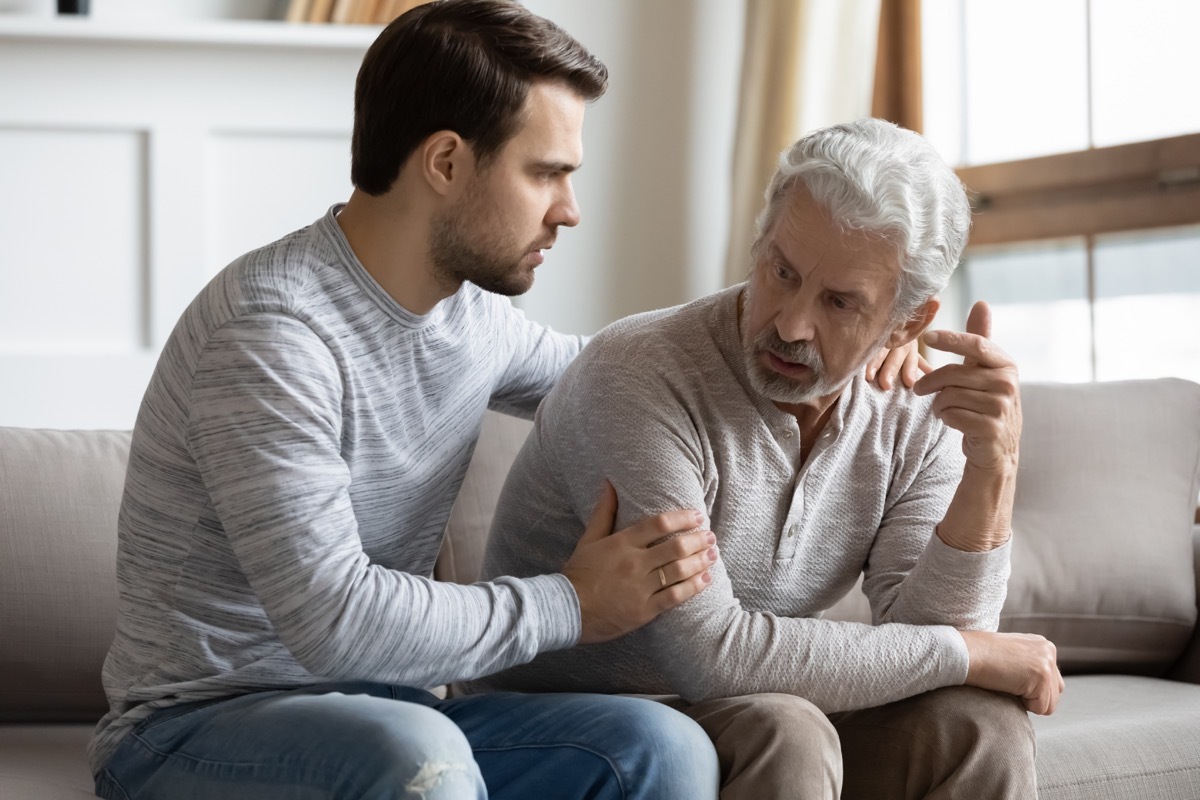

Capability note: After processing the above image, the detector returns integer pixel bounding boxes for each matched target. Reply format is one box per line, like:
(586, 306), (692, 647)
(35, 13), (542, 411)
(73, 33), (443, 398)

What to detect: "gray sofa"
(3, 379), (1199, 800)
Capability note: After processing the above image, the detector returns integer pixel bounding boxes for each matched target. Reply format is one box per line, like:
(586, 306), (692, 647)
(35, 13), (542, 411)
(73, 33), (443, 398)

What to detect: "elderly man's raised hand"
(914, 301), (1022, 473)
(562, 481), (718, 644)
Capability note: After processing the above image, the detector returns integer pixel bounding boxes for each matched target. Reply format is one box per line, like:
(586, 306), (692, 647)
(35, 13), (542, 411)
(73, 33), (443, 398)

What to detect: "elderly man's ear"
(886, 296), (941, 349)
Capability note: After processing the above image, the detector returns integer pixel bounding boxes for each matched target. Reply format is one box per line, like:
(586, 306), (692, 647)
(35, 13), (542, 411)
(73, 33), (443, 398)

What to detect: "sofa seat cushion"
(0, 724), (97, 799)
(1034, 675), (1200, 800)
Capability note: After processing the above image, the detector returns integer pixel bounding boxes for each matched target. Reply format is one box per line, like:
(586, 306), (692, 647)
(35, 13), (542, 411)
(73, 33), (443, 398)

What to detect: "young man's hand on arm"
(865, 338), (931, 390)
(562, 481), (717, 644)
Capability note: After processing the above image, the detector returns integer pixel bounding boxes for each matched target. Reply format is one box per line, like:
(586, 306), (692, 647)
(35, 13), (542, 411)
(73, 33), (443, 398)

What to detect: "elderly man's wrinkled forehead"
(762, 183), (900, 264)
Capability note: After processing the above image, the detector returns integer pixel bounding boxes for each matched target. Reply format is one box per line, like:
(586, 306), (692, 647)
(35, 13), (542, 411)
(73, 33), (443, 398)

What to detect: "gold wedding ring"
(658, 566), (668, 588)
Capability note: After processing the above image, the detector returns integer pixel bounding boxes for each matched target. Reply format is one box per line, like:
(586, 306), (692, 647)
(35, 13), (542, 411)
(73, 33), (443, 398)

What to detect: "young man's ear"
(886, 296), (941, 348)
(421, 131), (474, 197)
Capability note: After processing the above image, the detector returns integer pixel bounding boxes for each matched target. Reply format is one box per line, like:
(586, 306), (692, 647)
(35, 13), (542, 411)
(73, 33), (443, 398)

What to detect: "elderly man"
(477, 118), (1064, 800)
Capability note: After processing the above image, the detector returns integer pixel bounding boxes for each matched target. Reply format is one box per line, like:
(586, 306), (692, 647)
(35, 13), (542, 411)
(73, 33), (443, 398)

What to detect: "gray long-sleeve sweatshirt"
(88, 206), (585, 774)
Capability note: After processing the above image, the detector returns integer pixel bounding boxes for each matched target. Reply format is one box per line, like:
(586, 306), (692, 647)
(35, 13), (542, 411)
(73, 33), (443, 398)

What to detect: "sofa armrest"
(1168, 525), (1200, 684)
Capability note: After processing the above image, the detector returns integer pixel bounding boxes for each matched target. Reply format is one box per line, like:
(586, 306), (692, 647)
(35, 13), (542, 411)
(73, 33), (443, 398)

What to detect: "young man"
(478, 119), (1065, 799)
(88, 2), (723, 797)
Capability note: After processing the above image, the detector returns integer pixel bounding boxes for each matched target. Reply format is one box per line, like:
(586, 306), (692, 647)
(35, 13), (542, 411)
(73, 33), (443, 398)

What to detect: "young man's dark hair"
(351, 0), (609, 195)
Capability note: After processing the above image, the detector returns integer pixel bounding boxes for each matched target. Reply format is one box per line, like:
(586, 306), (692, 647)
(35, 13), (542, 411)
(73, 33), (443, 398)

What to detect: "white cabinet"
(0, 17), (375, 428)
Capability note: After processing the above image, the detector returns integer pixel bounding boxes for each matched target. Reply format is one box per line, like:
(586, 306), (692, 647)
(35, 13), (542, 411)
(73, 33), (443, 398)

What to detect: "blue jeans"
(94, 682), (718, 799)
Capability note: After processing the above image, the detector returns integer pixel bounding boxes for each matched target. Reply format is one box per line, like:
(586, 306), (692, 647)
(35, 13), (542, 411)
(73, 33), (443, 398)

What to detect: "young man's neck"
(336, 188), (460, 316)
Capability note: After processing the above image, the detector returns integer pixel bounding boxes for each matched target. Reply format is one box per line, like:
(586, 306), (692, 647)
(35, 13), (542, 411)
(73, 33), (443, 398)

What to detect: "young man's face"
(430, 80), (585, 296)
(741, 186), (903, 409)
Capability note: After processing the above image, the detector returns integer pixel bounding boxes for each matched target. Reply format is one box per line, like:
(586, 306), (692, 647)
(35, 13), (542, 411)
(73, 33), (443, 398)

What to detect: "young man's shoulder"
(208, 223), (337, 318)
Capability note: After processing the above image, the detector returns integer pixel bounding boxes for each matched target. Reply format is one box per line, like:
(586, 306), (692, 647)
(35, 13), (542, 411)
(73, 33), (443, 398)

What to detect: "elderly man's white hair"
(751, 118), (971, 322)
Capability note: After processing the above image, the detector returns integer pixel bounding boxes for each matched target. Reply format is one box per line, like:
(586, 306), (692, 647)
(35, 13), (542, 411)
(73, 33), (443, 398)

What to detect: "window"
(921, 0), (1200, 384)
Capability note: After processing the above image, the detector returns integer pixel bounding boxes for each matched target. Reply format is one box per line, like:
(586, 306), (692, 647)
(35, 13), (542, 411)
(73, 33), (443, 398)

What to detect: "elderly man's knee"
(687, 693), (841, 797)
(730, 693), (840, 753)
(912, 686), (1034, 750)
(836, 687), (1036, 800)
(691, 693), (840, 775)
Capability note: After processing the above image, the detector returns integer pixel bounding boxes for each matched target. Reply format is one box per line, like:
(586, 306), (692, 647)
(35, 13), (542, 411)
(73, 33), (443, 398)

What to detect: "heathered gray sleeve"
(864, 424), (1011, 631)
(550, 358), (967, 712)
(186, 313), (579, 686)
(488, 300), (586, 419)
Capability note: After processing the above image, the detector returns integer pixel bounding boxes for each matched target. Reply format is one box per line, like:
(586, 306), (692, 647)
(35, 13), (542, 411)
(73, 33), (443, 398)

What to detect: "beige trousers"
(666, 686), (1037, 800)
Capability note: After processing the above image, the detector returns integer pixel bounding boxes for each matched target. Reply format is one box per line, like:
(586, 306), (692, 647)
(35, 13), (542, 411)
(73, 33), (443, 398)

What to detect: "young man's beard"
(428, 197), (540, 298)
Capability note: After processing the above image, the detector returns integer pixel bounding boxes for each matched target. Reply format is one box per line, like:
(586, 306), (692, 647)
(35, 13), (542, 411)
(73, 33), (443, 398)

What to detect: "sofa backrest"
(0, 428), (129, 723)
(2, 379), (1196, 724)
(437, 411), (534, 585)
(1002, 379), (1200, 675)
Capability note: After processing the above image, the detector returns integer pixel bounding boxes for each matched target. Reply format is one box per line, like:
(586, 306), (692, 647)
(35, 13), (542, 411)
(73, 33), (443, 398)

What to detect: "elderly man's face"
(741, 187), (905, 408)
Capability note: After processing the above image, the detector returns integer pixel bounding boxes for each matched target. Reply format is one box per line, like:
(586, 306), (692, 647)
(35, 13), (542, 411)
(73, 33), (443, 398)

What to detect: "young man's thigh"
(442, 689), (719, 799)
(97, 682), (718, 800)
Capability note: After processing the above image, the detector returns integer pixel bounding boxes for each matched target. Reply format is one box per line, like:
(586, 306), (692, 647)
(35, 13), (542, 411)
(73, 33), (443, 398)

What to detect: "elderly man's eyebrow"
(770, 243), (874, 305)
(769, 243), (795, 268)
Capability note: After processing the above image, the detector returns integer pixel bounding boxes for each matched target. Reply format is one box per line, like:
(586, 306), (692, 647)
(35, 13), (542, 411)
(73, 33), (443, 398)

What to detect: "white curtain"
(724, 0), (882, 286)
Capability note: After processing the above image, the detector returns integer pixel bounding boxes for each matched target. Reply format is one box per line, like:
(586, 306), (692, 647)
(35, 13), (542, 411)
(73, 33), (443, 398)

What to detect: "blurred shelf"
(0, 15), (382, 50)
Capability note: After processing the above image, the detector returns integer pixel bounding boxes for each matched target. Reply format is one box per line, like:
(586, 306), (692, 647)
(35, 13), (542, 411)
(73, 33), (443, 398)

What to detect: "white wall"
(519, 0), (745, 334)
(0, 16), (365, 429)
(0, 2), (745, 428)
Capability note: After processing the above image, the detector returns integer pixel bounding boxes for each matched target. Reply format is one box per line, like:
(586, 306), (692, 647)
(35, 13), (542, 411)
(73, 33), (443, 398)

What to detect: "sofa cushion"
(1003, 379), (1200, 674)
(1034, 674), (1200, 800)
(0, 724), (97, 799)
(0, 428), (129, 723)
(1167, 525), (1200, 683)
(436, 411), (534, 585)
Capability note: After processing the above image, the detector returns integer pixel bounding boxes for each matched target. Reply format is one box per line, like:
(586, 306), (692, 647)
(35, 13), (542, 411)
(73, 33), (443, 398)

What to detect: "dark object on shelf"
(57, 0), (90, 14)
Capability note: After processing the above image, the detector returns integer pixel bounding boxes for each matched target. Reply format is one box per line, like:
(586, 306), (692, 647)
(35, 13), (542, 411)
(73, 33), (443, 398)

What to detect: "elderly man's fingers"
(965, 300), (993, 340)
(920, 329), (1014, 369)
(913, 363), (1017, 396)
(930, 387), (1008, 418)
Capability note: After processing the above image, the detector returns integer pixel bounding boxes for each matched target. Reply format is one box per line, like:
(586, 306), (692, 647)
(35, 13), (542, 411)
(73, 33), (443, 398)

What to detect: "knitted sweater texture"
(478, 285), (1010, 711)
